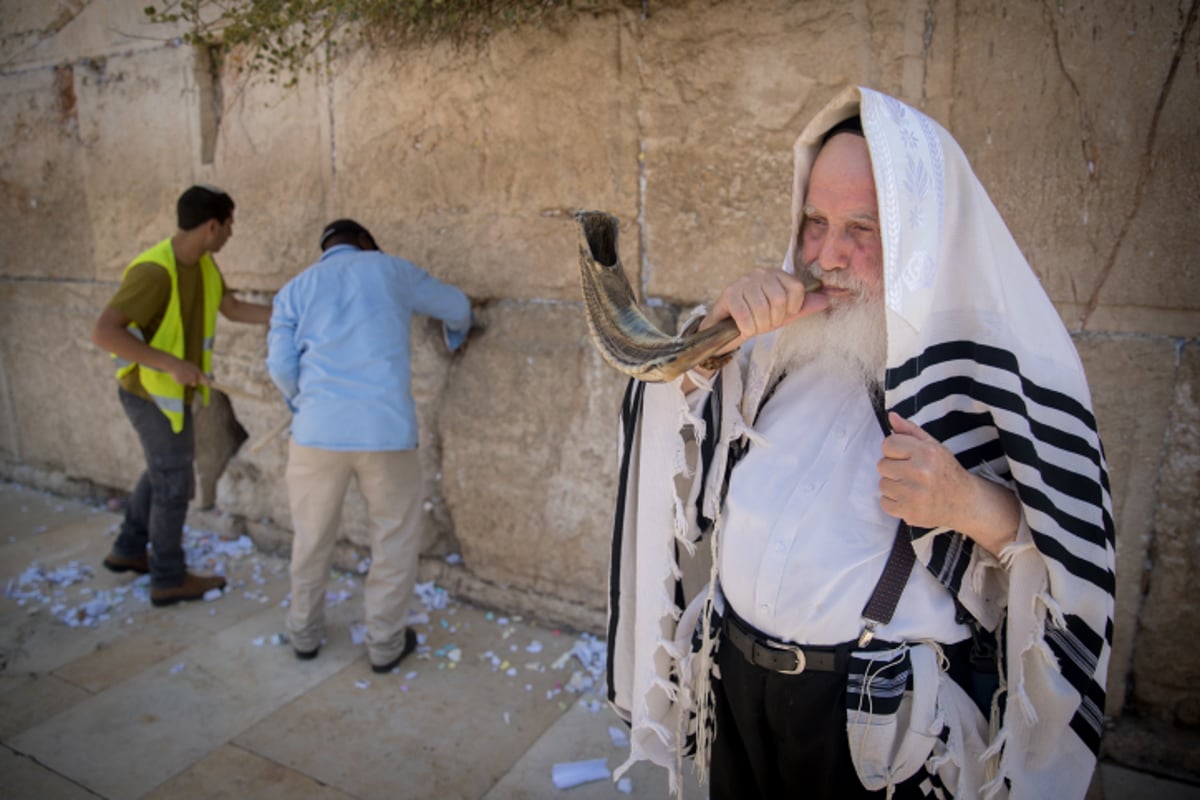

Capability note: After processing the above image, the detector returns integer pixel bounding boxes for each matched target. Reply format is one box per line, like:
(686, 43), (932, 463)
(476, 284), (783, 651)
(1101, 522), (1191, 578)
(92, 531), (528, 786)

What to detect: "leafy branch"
(144, 0), (595, 84)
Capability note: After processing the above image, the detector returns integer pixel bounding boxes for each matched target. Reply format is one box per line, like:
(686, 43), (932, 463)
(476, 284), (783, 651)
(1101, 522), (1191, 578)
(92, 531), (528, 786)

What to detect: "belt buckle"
(766, 640), (806, 674)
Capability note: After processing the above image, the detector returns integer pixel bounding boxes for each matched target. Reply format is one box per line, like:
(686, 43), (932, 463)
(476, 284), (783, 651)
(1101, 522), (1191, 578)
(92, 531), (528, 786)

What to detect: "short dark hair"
(319, 218), (378, 252)
(821, 115), (864, 146)
(177, 184), (235, 230)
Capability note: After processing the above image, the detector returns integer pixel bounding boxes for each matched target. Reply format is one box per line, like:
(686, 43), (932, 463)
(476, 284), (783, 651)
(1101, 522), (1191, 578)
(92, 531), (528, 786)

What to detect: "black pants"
(112, 389), (195, 588)
(709, 629), (929, 800)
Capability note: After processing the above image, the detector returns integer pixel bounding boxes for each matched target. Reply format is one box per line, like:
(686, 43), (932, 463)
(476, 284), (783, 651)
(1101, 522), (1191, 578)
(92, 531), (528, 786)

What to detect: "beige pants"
(285, 441), (423, 667)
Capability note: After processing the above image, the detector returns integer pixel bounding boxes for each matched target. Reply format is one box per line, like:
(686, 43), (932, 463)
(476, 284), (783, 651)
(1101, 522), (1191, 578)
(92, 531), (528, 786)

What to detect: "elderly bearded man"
(606, 88), (1114, 800)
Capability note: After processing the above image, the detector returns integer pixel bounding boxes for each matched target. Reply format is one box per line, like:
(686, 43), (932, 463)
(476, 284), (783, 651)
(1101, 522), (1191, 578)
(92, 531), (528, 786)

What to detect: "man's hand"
(165, 356), (210, 388)
(877, 412), (1020, 556)
(702, 268), (829, 349)
(681, 268), (828, 393)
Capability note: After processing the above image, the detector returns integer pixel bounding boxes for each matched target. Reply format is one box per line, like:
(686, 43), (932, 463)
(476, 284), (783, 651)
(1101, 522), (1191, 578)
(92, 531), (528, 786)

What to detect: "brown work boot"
(102, 550), (149, 575)
(150, 573), (227, 607)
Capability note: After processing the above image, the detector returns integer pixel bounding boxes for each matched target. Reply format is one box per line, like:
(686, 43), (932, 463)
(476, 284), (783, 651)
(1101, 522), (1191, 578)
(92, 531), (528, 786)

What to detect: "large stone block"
(205, 57), (333, 292)
(74, 45), (197, 277)
(0, 282), (142, 487)
(330, 12), (639, 301)
(1084, 15), (1200, 337)
(1131, 341), (1200, 725)
(1075, 333), (1178, 718)
(636, 0), (921, 304)
(949, 1), (1197, 331)
(0, 0), (182, 71)
(0, 67), (95, 280)
(440, 301), (629, 610)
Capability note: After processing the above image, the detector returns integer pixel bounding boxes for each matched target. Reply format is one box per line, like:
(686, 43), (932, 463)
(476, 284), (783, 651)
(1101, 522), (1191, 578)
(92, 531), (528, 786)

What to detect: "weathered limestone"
(0, 67), (94, 281)
(1132, 341), (1200, 726)
(637, 1), (856, 304)
(1075, 334), (1179, 718)
(440, 301), (630, 610)
(0, 0), (1197, 769)
(206, 59), (333, 292)
(0, 282), (142, 485)
(330, 12), (640, 301)
(949, 1), (1200, 337)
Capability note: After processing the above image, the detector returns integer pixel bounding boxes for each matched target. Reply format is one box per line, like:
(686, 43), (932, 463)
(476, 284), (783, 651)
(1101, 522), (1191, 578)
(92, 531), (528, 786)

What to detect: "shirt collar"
(320, 243), (358, 260)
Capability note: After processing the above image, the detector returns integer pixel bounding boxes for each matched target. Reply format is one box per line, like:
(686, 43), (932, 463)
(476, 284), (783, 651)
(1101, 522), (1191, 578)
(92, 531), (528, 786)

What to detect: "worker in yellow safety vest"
(92, 185), (271, 607)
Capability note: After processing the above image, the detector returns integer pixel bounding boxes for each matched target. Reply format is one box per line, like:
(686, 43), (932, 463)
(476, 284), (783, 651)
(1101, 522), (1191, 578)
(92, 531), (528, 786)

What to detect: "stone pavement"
(0, 480), (1195, 800)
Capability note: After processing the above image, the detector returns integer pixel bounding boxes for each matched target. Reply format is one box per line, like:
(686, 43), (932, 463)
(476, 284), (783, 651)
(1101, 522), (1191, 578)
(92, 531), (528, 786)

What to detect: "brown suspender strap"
(858, 384), (916, 646)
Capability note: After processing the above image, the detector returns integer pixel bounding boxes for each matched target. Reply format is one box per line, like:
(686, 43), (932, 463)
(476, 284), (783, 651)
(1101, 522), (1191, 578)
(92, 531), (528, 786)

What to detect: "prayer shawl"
(605, 86), (1115, 799)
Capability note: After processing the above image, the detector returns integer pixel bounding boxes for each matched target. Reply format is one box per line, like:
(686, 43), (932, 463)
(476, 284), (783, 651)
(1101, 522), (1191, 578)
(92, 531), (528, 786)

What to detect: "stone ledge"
(1100, 716), (1200, 786)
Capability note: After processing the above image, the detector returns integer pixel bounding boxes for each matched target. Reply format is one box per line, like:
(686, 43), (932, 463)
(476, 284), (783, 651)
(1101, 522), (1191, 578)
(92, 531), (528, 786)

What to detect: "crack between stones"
(634, 12), (650, 305)
(1076, 0), (1198, 331)
(326, 39), (339, 205)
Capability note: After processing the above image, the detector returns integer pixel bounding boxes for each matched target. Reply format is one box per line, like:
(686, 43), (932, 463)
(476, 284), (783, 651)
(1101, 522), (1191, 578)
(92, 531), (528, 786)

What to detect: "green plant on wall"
(143, 0), (602, 84)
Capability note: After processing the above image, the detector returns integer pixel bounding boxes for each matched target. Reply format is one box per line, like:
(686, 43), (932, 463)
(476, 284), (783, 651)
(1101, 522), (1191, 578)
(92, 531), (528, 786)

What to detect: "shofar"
(575, 210), (819, 382)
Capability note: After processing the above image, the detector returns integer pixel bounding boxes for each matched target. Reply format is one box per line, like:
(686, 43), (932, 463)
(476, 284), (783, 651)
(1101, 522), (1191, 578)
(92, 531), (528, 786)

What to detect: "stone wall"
(1, 0), (1197, 774)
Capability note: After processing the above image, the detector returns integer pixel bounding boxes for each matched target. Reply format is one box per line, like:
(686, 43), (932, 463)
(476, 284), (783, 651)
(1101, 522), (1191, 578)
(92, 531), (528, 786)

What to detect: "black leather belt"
(724, 610), (849, 675)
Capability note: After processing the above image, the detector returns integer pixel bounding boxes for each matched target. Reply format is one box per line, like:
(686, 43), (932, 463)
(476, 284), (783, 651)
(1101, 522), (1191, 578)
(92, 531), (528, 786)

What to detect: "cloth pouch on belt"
(847, 643), (990, 795)
(845, 643), (956, 791)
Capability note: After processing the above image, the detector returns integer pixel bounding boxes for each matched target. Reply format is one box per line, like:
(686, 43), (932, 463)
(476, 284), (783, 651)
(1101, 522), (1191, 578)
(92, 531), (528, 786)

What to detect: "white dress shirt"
(719, 360), (969, 646)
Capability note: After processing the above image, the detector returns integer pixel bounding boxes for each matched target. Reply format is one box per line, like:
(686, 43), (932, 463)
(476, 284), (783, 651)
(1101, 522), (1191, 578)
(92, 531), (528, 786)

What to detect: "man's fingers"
(880, 433), (918, 461)
(888, 412), (935, 441)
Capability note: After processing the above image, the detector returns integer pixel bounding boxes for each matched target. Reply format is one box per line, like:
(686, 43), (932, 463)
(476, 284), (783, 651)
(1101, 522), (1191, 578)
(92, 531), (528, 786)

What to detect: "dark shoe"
(103, 550), (149, 574)
(150, 573), (227, 607)
(294, 646), (319, 661)
(371, 628), (418, 674)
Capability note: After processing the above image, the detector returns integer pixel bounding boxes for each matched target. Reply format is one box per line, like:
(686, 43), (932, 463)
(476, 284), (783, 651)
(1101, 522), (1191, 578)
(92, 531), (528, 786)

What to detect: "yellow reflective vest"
(112, 238), (222, 434)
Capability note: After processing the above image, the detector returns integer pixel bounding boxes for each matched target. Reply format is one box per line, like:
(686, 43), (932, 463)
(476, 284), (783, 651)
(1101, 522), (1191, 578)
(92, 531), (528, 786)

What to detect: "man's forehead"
(802, 202), (878, 222)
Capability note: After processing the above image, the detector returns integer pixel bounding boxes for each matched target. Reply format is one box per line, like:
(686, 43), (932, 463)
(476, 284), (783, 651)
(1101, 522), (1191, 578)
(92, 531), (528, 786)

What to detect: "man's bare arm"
(219, 294), (271, 325)
(91, 307), (208, 388)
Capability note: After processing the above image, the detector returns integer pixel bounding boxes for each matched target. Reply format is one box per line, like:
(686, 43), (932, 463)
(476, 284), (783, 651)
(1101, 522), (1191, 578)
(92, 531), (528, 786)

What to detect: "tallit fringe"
(686, 507), (725, 791)
(651, 675), (680, 702)
(997, 537), (1035, 569)
(1036, 591), (1068, 630)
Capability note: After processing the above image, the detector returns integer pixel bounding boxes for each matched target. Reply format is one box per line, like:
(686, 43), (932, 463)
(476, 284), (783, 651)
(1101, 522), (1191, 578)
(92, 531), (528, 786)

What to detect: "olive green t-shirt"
(107, 259), (228, 404)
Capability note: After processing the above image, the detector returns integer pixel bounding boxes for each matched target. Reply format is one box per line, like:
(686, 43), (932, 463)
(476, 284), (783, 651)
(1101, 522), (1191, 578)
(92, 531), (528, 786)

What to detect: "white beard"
(771, 268), (887, 388)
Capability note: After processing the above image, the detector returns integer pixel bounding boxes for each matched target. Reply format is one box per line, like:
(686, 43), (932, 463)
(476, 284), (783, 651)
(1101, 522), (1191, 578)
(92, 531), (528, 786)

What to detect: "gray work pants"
(112, 388), (194, 588)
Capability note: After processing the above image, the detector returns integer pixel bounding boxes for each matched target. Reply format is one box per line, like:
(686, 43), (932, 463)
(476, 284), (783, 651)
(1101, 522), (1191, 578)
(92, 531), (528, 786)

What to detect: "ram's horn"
(575, 210), (818, 383)
(575, 211), (735, 382)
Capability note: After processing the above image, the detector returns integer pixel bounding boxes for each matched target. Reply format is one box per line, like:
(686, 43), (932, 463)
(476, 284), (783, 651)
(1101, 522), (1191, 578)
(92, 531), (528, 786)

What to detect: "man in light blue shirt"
(267, 218), (471, 673)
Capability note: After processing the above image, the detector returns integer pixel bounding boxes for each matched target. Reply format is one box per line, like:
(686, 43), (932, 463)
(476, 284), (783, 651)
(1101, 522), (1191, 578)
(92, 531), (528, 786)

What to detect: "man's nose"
(817, 230), (849, 271)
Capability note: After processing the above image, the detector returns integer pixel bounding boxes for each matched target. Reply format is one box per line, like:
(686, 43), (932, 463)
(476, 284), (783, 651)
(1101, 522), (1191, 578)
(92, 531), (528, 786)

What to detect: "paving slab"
(0, 745), (96, 800)
(483, 699), (704, 799)
(3, 480), (1199, 800)
(143, 743), (357, 800)
(235, 602), (597, 800)
(1101, 764), (1200, 800)
(0, 673), (90, 742)
(7, 599), (362, 799)
(0, 484), (107, 541)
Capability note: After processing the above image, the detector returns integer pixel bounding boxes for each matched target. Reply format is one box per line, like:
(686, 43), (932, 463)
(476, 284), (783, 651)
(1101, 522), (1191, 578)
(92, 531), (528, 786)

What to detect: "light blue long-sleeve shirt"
(266, 244), (471, 451)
